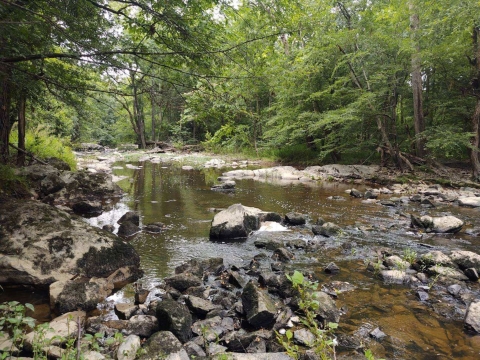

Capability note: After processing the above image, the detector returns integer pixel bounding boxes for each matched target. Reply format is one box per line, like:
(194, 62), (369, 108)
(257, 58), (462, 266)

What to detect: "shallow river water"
(87, 160), (480, 359)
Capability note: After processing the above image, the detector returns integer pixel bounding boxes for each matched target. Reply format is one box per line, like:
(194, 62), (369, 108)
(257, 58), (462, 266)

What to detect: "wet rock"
(246, 337), (267, 353)
(427, 265), (468, 281)
(41, 173), (66, 196)
(416, 290), (429, 301)
(108, 267), (140, 290)
(103, 315), (160, 337)
(156, 299), (192, 343)
(349, 189), (363, 198)
(144, 222), (165, 233)
(410, 215), (464, 233)
(272, 248), (294, 262)
(380, 270), (410, 284)
(294, 328), (316, 346)
(229, 271), (247, 288)
(369, 328), (386, 341)
(242, 281), (277, 329)
(138, 331), (182, 360)
(211, 180), (236, 190)
(420, 251), (454, 268)
(102, 224), (115, 233)
(175, 257), (224, 278)
(273, 307), (294, 330)
(465, 302), (480, 332)
(117, 334), (141, 360)
(450, 250), (480, 272)
(380, 200), (396, 207)
(185, 295), (222, 318)
(118, 222), (141, 237)
(118, 211), (140, 226)
(321, 281), (355, 297)
(421, 198), (435, 208)
(284, 212), (307, 225)
(209, 204), (264, 240)
(384, 255), (410, 270)
(324, 262), (340, 274)
(135, 288), (149, 304)
(165, 274), (202, 292)
(312, 291), (340, 323)
(458, 197), (480, 208)
(364, 190), (378, 199)
(72, 200), (103, 216)
(115, 303), (138, 320)
(258, 271), (292, 298)
(447, 284), (462, 297)
(313, 222), (341, 237)
(464, 268), (479, 281)
(51, 277), (114, 314)
(254, 238), (284, 250)
(191, 316), (227, 342)
(223, 329), (272, 352)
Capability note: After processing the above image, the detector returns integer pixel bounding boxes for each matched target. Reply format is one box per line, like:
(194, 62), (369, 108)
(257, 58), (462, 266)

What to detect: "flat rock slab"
(458, 197), (480, 207)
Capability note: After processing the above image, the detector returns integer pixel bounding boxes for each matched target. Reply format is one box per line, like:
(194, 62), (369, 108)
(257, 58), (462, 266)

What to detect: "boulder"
(380, 270), (410, 284)
(72, 200), (103, 216)
(117, 334), (141, 360)
(284, 212), (306, 226)
(294, 328), (316, 346)
(450, 250), (480, 272)
(312, 291), (340, 323)
(164, 273), (202, 292)
(242, 281), (277, 329)
(211, 180), (236, 190)
(349, 189), (363, 198)
(410, 215), (464, 233)
(51, 277), (114, 314)
(118, 222), (141, 237)
(210, 204), (270, 240)
(312, 222), (342, 237)
(115, 303), (139, 320)
(191, 316), (228, 342)
(458, 197), (480, 208)
(101, 315), (159, 337)
(138, 331), (182, 360)
(0, 199), (142, 287)
(118, 212), (140, 226)
(427, 265), (468, 281)
(465, 300), (480, 333)
(156, 299), (192, 343)
(185, 295), (222, 318)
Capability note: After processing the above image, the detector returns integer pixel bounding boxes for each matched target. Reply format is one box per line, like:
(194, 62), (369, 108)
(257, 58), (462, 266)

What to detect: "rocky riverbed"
(2, 149), (480, 359)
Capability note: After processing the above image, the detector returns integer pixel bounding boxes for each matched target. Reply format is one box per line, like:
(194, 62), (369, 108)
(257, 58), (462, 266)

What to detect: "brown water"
(77, 160), (480, 359)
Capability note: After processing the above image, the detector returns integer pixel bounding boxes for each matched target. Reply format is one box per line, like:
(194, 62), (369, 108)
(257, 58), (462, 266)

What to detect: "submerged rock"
(284, 212), (307, 226)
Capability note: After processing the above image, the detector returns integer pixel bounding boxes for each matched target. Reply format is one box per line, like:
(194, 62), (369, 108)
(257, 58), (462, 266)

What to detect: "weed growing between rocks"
(276, 271), (338, 360)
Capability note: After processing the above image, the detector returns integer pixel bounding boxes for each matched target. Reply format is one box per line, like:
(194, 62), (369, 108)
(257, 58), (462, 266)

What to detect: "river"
(86, 159), (480, 359)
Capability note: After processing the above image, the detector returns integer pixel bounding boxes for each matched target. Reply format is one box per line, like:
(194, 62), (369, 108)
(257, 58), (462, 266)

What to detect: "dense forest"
(1, 1), (480, 176)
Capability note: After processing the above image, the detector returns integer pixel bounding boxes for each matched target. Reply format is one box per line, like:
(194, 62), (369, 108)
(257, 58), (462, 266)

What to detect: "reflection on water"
(89, 160), (480, 359)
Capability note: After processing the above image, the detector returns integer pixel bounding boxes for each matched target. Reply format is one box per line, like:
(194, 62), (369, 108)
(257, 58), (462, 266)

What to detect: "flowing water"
(85, 159), (480, 359)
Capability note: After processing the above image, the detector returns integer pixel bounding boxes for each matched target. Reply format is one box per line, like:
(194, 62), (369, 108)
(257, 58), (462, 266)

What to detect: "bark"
(0, 66), (11, 164)
(471, 26), (480, 180)
(410, 3), (426, 157)
(131, 71), (146, 149)
(151, 89), (155, 142)
(16, 92), (26, 166)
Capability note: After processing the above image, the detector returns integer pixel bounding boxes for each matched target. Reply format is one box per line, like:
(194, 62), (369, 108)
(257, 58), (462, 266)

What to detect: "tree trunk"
(151, 89), (155, 142)
(0, 66), (11, 164)
(131, 71), (146, 149)
(471, 26), (480, 179)
(410, 2), (426, 157)
(17, 92), (26, 166)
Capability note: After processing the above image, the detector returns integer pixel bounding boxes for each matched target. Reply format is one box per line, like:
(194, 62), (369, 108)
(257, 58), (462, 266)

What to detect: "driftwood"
(8, 143), (47, 165)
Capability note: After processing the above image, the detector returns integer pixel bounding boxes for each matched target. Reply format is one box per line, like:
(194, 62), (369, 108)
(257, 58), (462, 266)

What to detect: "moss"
(77, 241), (142, 278)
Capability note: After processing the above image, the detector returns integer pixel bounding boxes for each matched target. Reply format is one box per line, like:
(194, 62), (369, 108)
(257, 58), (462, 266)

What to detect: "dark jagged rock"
(313, 222), (341, 237)
(242, 282), (277, 329)
(118, 222), (141, 237)
(272, 247), (294, 262)
(72, 200), (103, 216)
(175, 257), (224, 277)
(369, 327), (386, 340)
(138, 331), (182, 360)
(156, 298), (192, 343)
(349, 189), (363, 198)
(185, 295), (222, 318)
(312, 291), (340, 323)
(165, 273), (202, 292)
(324, 262), (340, 274)
(144, 222), (165, 233)
(118, 211), (140, 226)
(284, 212), (306, 226)
(102, 224), (115, 233)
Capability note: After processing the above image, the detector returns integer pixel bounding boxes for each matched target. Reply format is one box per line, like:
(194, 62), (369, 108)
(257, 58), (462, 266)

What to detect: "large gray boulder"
(450, 250), (480, 272)
(465, 299), (480, 333)
(242, 281), (277, 329)
(0, 199), (142, 287)
(210, 204), (280, 240)
(410, 215), (464, 233)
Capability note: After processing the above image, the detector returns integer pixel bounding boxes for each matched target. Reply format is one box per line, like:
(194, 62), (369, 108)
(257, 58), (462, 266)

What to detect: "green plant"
(364, 348), (385, 360)
(277, 271), (338, 360)
(0, 164), (28, 196)
(402, 248), (417, 265)
(0, 301), (35, 359)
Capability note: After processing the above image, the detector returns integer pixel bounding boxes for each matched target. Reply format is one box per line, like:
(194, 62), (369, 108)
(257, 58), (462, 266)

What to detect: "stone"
(253, 237), (284, 250)
(191, 316), (226, 342)
(349, 188), (363, 198)
(40, 173), (66, 196)
(465, 300), (480, 333)
(384, 255), (410, 270)
(420, 251), (454, 267)
(164, 273), (202, 292)
(416, 290), (429, 301)
(369, 327), (386, 340)
(324, 262), (340, 274)
(212, 354), (293, 360)
(117, 334), (141, 360)
(464, 268), (479, 281)
(183, 341), (207, 358)
(272, 248), (294, 262)
(411, 215), (464, 233)
(165, 349), (190, 360)
(72, 200), (103, 216)
(138, 331), (182, 360)
(102, 315), (159, 337)
(46, 157), (71, 171)
(156, 299), (192, 343)
(364, 190), (378, 199)
(107, 267), (139, 289)
(211, 180), (236, 190)
(223, 329), (273, 352)
(284, 212), (306, 225)
(51, 277), (114, 314)
(118, 222), (141, 237)
(175, 257), (224, 277)
(229, 271), (247, 288)
(242, 281), (277, 329)
(118, 211), (140, 226)
(428, 265), (469, 281)
(115, 303), (139, 320)
(294, 328), (316, 346)
(311, 292), (340, 323)
(450, 250), (480, 272)
(458, 197), (480, 208)
(185, 295), (222, 318)
(135, 289), (150, 304)
(447, 284), (462, 297)
(313, 222), (341, 237)
(209, 204), (264, 240)
(144, 222), (165, 233)
(102, 225), (115, 233)
(380, 270), (410, 284)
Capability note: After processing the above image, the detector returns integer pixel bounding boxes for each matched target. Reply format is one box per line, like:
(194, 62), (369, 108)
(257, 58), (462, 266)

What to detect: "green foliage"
(271, 144), (319, 165)
(11, 126), (76, 170)
(0, 301), (35, 359)
(0, 164), (27, 196)
(277, 271), (338, 360)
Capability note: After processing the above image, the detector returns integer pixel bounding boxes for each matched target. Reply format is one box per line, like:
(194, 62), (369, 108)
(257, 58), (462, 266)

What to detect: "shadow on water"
(85, 160), (480, 359)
